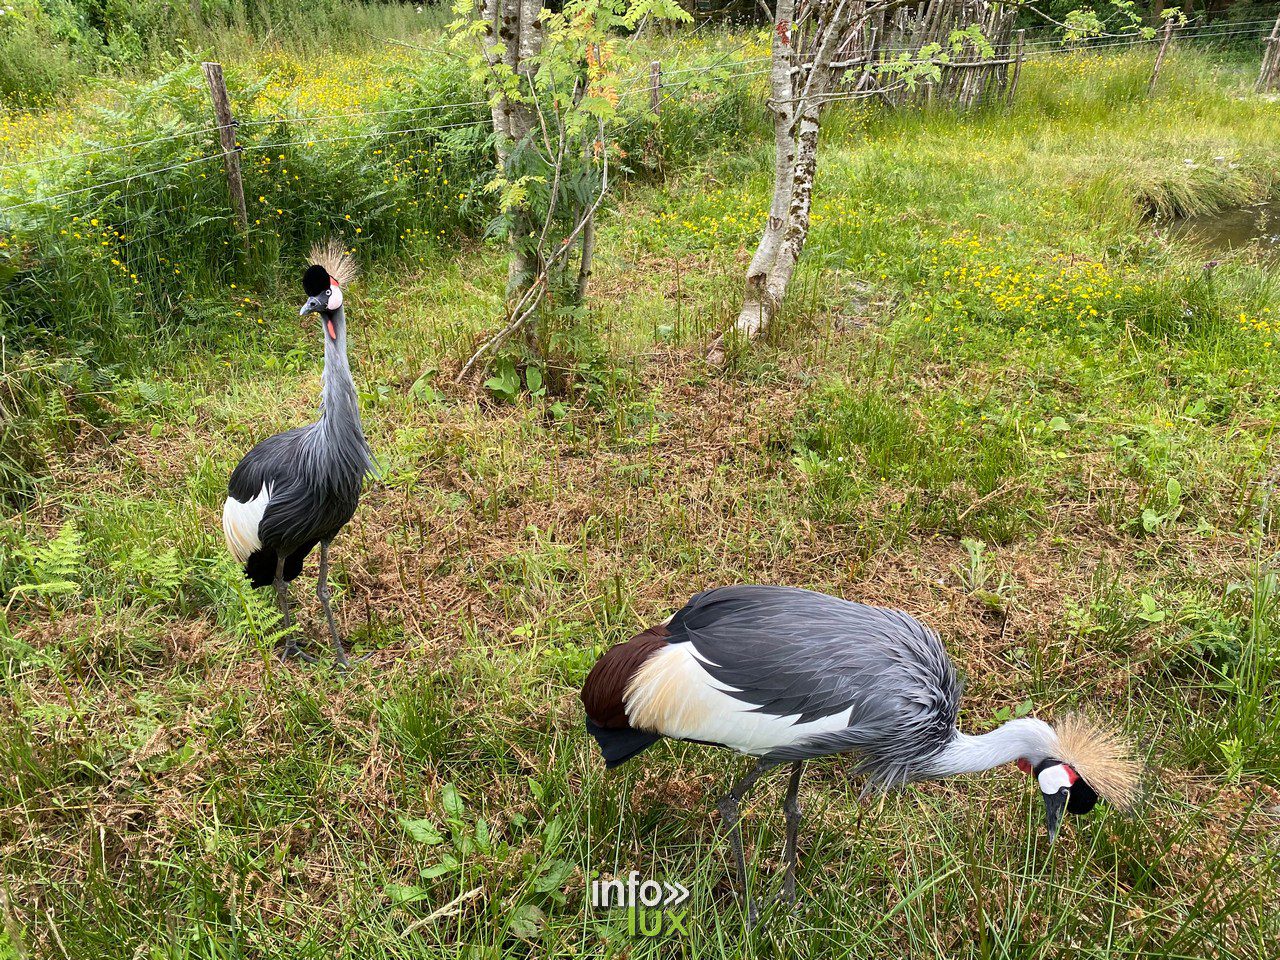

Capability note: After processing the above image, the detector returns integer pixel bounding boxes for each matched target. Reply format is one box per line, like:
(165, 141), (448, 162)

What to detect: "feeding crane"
(581, 584), (1140, 926)
(221, 242), (373, 667)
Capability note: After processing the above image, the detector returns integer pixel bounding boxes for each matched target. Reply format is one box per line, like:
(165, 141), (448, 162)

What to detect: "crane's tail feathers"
(244, 549), (278, 589)
(310, 239), (357, 287)
(243, 542), (315, 588)
(585, 718), (662, 768)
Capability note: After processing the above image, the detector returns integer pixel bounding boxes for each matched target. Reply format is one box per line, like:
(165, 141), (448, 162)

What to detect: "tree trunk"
(708, 0), (856, 363)
(708, 0), (797, 363)
(481, 0), (544, 305)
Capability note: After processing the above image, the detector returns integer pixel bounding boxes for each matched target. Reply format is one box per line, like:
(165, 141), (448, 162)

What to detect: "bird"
(221, 241), (374, 667)
(580, 584), (1141, 926)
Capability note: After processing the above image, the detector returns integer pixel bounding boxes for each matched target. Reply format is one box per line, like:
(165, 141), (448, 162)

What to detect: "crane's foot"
(763, 887), (801, 914)
(278, 642), (319, 664)
(332, 649), (374, 672)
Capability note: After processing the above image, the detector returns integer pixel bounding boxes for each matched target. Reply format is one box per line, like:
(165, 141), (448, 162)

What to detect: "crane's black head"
(1024, 758), (1099, 843)
(300, 263), (344, 341)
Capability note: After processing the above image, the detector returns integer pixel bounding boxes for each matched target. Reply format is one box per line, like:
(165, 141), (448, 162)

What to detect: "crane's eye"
(1036, 761), (1076, 795)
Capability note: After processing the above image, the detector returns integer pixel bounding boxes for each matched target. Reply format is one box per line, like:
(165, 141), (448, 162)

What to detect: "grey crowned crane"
(581, 584), (1141, 925)
(221, 242), (373, 667)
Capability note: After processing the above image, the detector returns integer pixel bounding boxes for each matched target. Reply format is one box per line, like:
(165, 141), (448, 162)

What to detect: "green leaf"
(533, 859), (573, 894)
(1137, 593), (1166, 623)
(399, 817), (445, 846)
(385, 883), (431, 905)
(441, 783), (465, 823)
(1141, 508), (1162, 533)
(410, 372), (443, 405)
(484, 357), (520, 402)
(508, 904), (546, 941)
(419, 861), (457, 880)
(541, 816), (564, 853)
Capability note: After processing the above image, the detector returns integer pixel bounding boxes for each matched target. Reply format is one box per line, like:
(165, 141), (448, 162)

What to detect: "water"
(1164, 200), (1280, 266)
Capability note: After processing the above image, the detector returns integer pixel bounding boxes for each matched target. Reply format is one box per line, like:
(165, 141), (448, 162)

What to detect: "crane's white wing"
(627, 585), (962, 785)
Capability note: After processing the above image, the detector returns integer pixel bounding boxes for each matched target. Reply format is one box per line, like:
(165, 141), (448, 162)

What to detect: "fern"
(209, 555), (293, 652)
(11, 521), (86, 605)
(110, 546), (184, 605)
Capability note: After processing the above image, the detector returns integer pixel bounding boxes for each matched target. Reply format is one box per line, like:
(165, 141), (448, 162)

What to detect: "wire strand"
(0, 125), (222, 173)
(240, 117), (495, 152)
(2, 154), (223, 213)
(237, 98), (492, 128)
(4, 24), (1273, 220)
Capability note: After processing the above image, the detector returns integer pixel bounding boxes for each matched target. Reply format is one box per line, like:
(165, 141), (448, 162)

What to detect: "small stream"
(1163, 200), (1280, 266)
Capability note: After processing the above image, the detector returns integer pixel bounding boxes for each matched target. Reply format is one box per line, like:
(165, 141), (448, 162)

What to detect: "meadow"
(2, 14), (1280, 960)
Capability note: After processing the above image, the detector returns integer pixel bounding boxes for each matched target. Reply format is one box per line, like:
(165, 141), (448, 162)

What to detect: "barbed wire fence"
(0, 15), (1275, 312)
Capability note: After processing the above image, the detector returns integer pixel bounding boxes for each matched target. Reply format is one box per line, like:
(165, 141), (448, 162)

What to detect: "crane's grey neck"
(314, 305), (372, 490)
(921, 718), (1060, 779)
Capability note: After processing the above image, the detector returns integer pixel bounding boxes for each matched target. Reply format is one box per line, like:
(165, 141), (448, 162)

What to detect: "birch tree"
(706, 0), (1135, 363)
(706, 0), (875, 363)
(453, 0), (689, 387)
(479, 0), (545, 307)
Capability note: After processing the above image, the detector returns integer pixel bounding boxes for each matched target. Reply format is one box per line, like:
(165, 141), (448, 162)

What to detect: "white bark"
(482, 0), (517, 144)
(708, 0), (862, 364)
(707, 0), (798, 364)
(480, 0), (544, 303)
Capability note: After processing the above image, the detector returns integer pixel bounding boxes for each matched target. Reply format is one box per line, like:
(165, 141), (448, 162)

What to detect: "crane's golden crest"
(1054, 714), (1142, 810)
(310, 240), (358, 287)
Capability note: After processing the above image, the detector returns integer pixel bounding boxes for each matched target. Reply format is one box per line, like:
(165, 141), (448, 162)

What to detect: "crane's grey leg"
(717, 760), (769, 928)
(779, 761), (805, 905)
(316, 540), (351, 669)
(275, 555), (316, 663)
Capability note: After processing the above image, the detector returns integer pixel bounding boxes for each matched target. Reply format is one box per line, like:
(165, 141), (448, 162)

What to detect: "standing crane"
(221, 242), (373, 667)
(581, 584), (1140, 926)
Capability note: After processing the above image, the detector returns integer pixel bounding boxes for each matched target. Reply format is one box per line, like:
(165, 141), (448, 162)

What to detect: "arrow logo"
(663, 881), (689, 906)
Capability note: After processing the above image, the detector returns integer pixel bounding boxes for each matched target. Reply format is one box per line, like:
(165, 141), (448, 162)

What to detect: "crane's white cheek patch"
(222, 484), (271, 563)
(1037, 763), (1076, 795)
(623, 644), (853, 755)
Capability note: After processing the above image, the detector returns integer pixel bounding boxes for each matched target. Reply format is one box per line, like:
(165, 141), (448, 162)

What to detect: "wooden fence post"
(1257, 15), (1280, 93)
(645, 60), (662, 168)
(1148, 19), (1175, 96)
(202, 61), (249, 239)
(1006, 29), (1026, 107)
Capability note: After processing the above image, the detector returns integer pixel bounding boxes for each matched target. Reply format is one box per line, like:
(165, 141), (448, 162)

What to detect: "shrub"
(0, 57), (496, 361)
(0, 2), (79, 106)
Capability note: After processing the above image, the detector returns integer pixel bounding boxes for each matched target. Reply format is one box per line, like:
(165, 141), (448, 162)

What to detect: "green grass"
(2, 35), (1280, 960)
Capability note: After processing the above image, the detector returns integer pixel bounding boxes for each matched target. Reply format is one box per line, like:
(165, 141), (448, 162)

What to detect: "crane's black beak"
(300, 293), (327, 316)
(1042, 788), (1069, 844)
